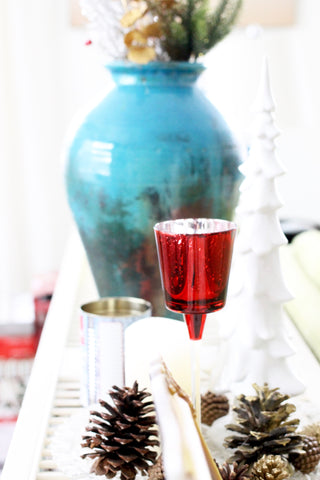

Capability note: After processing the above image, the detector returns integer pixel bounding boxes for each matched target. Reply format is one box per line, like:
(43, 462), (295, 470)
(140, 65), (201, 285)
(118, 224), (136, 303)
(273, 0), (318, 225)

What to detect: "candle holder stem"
(191, 338), (202, 425)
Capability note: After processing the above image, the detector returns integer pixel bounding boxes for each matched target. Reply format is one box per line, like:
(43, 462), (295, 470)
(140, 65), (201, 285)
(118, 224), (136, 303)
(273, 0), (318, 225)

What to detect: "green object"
(281, 230), (320, 362)
(146, 0), (243, 60)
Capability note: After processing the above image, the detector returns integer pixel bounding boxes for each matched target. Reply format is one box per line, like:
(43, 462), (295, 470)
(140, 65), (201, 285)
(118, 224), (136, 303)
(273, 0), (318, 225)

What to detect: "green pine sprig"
(145, 0), (243, 61)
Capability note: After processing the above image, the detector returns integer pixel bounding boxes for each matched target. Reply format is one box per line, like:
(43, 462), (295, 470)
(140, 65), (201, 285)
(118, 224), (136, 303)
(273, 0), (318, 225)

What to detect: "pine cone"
(251, 455), (291, 480)
(148, 456), (165, 480)
(301, 423), (320, 444)
(224, 383), (303, 466)
(218, 461), (250, 479)
(289, 435), (320, 474)
(201, 391), (229, 426)
(81, 382), (159, 480)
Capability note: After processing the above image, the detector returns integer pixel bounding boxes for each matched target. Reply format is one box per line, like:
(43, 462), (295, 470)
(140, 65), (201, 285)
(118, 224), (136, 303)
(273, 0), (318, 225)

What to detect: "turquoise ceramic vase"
(65, 62), (241, 317)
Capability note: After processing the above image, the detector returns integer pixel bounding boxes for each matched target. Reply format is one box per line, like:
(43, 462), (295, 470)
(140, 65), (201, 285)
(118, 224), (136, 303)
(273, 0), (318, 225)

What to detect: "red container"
(0, 323), (37, 422)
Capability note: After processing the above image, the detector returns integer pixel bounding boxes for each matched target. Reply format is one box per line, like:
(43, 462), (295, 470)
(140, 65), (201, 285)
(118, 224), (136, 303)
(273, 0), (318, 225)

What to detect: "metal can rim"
(80, 296), (152, 318)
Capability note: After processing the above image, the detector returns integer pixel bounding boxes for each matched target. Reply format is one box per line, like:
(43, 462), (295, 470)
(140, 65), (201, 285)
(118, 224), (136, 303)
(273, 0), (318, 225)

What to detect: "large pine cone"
(218, 461), (250, 479)
(201, 391), (229, 426)
(289, 435), (320, 474)
(224, 383), (303, 466)
(251, 455), (291, 480)
(81, 382), (159, 480)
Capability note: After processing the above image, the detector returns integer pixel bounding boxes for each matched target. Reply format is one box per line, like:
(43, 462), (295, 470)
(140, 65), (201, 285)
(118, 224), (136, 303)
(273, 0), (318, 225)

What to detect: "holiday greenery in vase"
(80, 0), (242, 63)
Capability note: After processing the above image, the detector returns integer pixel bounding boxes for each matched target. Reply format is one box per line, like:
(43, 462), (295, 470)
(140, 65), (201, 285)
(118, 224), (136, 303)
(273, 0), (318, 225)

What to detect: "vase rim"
(104, 61), (206, 74)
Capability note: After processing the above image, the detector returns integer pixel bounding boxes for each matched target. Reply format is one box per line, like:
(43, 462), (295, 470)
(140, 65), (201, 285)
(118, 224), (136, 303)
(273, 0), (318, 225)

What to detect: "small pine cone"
(218, 461), (250, 480)
(290, 435), (320, 474)
(251, 455), (291, 480)
(148, 456), (165, 480)
(301, 423), (320, 444)
(201, 391), (229, 426)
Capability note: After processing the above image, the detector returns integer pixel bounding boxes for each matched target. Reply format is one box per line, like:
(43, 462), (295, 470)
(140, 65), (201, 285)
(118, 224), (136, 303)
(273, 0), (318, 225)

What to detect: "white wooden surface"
(2, 231), (320, 479)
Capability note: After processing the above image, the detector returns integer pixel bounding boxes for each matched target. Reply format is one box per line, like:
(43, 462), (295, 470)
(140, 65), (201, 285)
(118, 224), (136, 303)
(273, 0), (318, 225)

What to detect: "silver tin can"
(80, 297), (152, 405)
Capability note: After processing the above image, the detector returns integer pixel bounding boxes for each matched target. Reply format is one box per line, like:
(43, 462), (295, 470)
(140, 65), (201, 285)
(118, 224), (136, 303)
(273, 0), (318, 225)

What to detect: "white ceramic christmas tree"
(216, 59), (304, 396)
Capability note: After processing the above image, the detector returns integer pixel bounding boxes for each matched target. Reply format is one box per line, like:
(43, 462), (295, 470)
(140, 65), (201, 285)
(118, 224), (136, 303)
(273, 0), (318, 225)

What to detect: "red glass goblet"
(154, 218), (236, 422)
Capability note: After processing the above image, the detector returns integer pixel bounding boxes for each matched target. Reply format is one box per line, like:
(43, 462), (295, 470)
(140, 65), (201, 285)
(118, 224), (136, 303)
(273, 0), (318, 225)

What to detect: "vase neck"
(106, 62), (205, 87)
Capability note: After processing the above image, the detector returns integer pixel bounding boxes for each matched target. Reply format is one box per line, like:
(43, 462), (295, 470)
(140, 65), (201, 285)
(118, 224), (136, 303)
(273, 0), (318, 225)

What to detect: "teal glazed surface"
(65, 62), (242, 317)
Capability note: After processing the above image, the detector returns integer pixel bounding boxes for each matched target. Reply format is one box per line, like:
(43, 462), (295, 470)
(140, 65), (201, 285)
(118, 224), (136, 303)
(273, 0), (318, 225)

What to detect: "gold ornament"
(251, 454), (291, 480)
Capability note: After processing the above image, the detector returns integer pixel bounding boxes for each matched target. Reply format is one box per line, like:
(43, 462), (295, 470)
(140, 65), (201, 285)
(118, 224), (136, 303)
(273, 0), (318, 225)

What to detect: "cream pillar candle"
(125, 317), (192, 394)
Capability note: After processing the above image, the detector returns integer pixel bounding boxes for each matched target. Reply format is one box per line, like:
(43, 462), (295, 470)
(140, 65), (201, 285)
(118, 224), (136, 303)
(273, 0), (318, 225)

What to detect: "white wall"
(200, 10), (320, 225)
